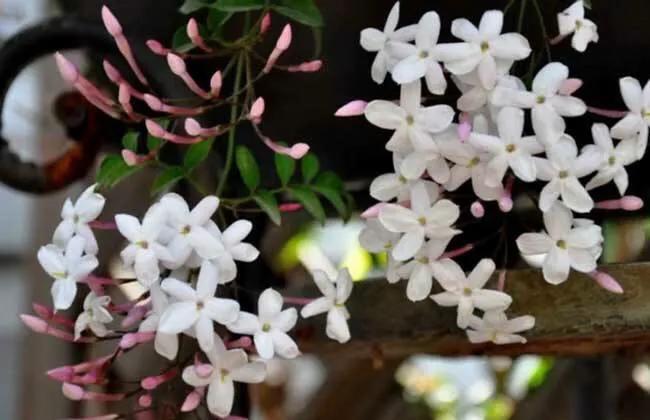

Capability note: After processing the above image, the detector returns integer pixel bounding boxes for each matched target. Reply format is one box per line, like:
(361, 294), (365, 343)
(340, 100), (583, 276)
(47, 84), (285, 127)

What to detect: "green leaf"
(290, 186), (325, 223)
(311, 185), (347, 219)
(236, 146), (261, 192)
(584, 0), (592, 9)
(180, 0), (212, 14)
(152, 166), (185, 195)
(275, 153), (295, 186)
(96, 154), (141, 188)
(147, 134), (162, 152)
(207, 9), (234, 33)
(272, 0), (324, 27)
(122, 132), (139, 152)
(254, 190), (282, 226)
(172, 26), (194, 53)
(184, 140), (213, 171)
(315, 171), (344, 191)
(301, 153), (319, 183)
(214, 0), (265, 12)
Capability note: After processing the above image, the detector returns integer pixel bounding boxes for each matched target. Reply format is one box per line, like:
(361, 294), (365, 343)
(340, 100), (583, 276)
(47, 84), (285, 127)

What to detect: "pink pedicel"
(589, 270), (624, 294)
(167, 53), (211, 99)
(146, 119), (204, 144)
(498, 177), (514, 213)
(287, 60), (323, 73)
(282, 296), (316, 306)
(470, 201), (485, 218)
(361, 202), (387, 219)
(119, 332), (155, 350)
(141, 368), (178, 391)
(497, 270), (507, 291)
(279, 203), (303, 212)
(143, 94), (202, 116)
(101, 6), (149, 86)
(261, 136), (310, 159)
(63, 382), (126, 402)
(335, 100), (368, 117)
(260, 13), (271, 34)
(146, 39), (171, 56)
(249, 97), (266, 123)
(587, 106), (628, 119)
(103, 60), (144, 99)
(187, 18), (213, 52)
(88, 220), (117, 230)
(441, 244), (474, 259)
(32, 303), (74, 328)
(595, 196), (644, 211)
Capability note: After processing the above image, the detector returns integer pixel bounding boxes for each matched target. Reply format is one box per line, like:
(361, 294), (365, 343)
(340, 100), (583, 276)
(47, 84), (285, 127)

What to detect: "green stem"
(216, 52), (245, 196)
(517, 0), (528, 33)
(531, 0), (552, 62)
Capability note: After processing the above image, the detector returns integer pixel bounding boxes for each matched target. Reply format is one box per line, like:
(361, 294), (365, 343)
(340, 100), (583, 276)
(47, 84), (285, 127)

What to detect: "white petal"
(188, 226), (223, 259)
(450, 18), (479, 42)
(196, 315), (215, 352)
(230, 361), (267, 383)
(611, 113), (643, 140)
(392, 56), (427, 85)
(544, 203), (573, 238)
(271, 330), (300, 359)
(52, 220), (75, 249)
(312, 270), (336, 298)
(517, 233), (553, 255)
(542, 247), (571, 285)
(393, 231), (425, 261)
(568, 248), (598, 272)
(419, 105), (455, 133)
(477, 55), (497, 89)
(161, 278), (197, 301)
(227, 311), (260, 335)
(259, 288), (283, 320)
(158, 302), (199, 334)
(479, 10), (503, 37)
(550, 95), (586, 117)
(620, 77), (643, 113)
(378, 204), (418, 233)
(370, 51), (389, 84)
(370, 174), (402, 201)
(154, 333), (179, 360)
(360, 28), (385, 51)
(533, 62), (569, 96)
(204, 298), (240, 325)
(406, 264), (433, 302)
(497, 107), (524, 144)
(509, 154), (537, 183)
(539, 178), (561, 212)
(37, 245), (65, 276)
(430, 258), (465, 290)
(336, 269), (354, 304)
(472, 289), (512, 310)
(561, 177), (594, 213)
(490, 33), (531, 60)
(424, 61), (447, 95)
(457, 298), (474, 328)
(206, 376), (234, 418)
(134, 248), (160, 287)
(254, 331), (275, 359)
(468, 258), (495, 289)
(431, 291), (460, 306)
(326, 307), (351, 343)
(197, 260), (219, 299)
(365, 100), (406, 129)
(115, 214), (141, 243)
(52, 279), (77, 311)
(271, 308), (298, 332)
(614, 169), (629, 196)
(300, 297), (332, 318)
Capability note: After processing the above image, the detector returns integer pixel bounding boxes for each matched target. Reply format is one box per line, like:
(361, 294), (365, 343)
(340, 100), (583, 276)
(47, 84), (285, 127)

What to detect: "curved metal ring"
(0, 16), (116, 193)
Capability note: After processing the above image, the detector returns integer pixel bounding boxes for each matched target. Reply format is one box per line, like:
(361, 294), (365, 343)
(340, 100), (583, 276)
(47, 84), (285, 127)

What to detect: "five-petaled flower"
(466, 310), (535, 344)
(611, 76), (650, 159)
(74, 292), (113, 340)
(557, 1), (599, 53)
(53, 184), (105, 255)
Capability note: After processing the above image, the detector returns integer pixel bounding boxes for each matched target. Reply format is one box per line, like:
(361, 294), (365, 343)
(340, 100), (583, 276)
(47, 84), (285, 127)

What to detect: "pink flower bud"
(102, 60), (121, 83)
(167, 53), (187, 75)
(121, 149), (139, 166)
(621, 196), (644, 211)
(146, 39), (168, 55)
(62, 383), (85, 400)
(55, 52), (79, 83)
(187, 18), (200, 39)
(21, 314), (47, 333)
(249, 97), (265, 122)
(260, 13), (271, 34)
(146, 119), (166, 138)
(279, 203), (303, 212)
(498, 196), (513, 213)
(559, 78), (583, 96)
(589, 271), (624, 294)
(335, 100), (368, 117)
(141, 369), (178, 391)
(226, 336), (254, 349)
(458, 120), (472, 142)
(185, 118), (202, 136)
(47, 366), (75, 382)
(361, 202), (386, 219)
(210, 70), (222, 97)
(119, 333), (137, 349)
(195, 364), (214, 378)
(138, 393), (153, 408)
(288, 60), (323, 72)
(101, 6), (122, 36)
(276, 24), (292, 51)
(470, 201), (485, 218)
(181, 388), (204, 412)
(143, 94), (164, 111)
(289, 143), (310, 159)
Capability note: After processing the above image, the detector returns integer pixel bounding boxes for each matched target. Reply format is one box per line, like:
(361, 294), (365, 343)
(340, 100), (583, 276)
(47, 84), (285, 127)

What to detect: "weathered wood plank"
(295, 263), (650, 358)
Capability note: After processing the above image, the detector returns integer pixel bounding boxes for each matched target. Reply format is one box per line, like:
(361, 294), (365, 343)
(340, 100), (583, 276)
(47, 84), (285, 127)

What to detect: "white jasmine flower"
(364, 80), (454, 153)
(182, 334), (266, 418)
(558, 1), (599, 52)
(534, 136), (601, 213)
(430, 258), (512, 328)
(491, 63), (587, 146)
(74, 292), (113, 340)
(369, 154), (440, 203)
(610, 77), (650, 159)
(160, 193), (223, 266)
(379, 182), (461, 261)
(359, 220), (404, 284)
(453, 73), (525, 116)
(396, 237), (452, 302)
(390, 11), (447, 94)
(116, 204), (174, 287)
(53, 184), (105, 255)
(360, 1), (417, 84)
(138, 283), (178, 360)
(301, 268), (354, 344)
(399, 134), (450, 183)
(466, 310), (535, 344)
(585, 124), (637, 195)
(37, 235), (98, 311)
(435, 10), (531, 89)
(228, 288), (299, 360)
(516, 202), (603, 284)
(209, 220), (259, 283)
(158, 261), (240, 352)
(469, 107), (544, 186)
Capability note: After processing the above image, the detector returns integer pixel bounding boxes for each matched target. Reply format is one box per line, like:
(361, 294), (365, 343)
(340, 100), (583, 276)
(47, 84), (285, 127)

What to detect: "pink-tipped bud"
(181, 389), (204, 412)
(470, 201), (485, 218)
(119, 333), (138, 349)
(288, 60), (323, 73)
(589, 270), (624, 294)
(559, 78), (583, 96)
(185, 118), (202, 136)
(32, 303), (54, 320)
(335, 100), (368, 117)
(146, 39), (168, 55)
(101, 6), (122, 36)
(121, 304), (148, 328)
(187, 18), (200, 40)
(279, 203), (303, 212)
(260, 13), (271, 34)
(210, 70), (222, 97)
(458, 121), (472, 142)
(121, 149), (139, 166)
(621, 196), (644, 211)
(143, 94), (163, 111)
(141, 369), (178, 391)
(146, 119), (166, 138)
(226, 336), (254, 349)
(361, 202), (386, 219)
(167, 53), (187, 75)
(249, 97), (265, 122)
(289, 143), (310, 159)
(195, 364), (214, 378)
(138, 394), (153, 408)
(102, 60), (121, 83)
(276, 24), (292, 51)
(47, 366), (75, 382)
(62, 383), (85, 401)
(21, 314), (47, 333)
(498, 196), (513, 213)
(55, 52), (79, 83)
(118, 83), (131, 104)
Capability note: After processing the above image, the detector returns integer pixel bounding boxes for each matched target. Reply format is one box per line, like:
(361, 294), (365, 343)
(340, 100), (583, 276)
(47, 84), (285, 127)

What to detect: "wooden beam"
(295, 263), (650, 359)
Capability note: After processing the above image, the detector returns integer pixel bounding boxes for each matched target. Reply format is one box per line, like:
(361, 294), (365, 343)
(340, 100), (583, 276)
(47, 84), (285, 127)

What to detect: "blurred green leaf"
(236, 146), (261, 192)
(152, 166), (185, 195)
(275, 153), (295, 186)
(122, 132), (139, 152)
(315, 170), (344, 191)
(96, 154), (141, 188)
(254, 190), (282, 226)
(584, 0), (592, 9)
(172, 26), (194, 53)
(180, 0), (212, 14)
(290, 186), (325, 223)
(311, 185), (348, 220)
(214, 0), (265, 11)
(301, 153), (319, 184)
(207, 9), (234, 34)
(184, 140), (213, 171)
(272, 0), (324, 27)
